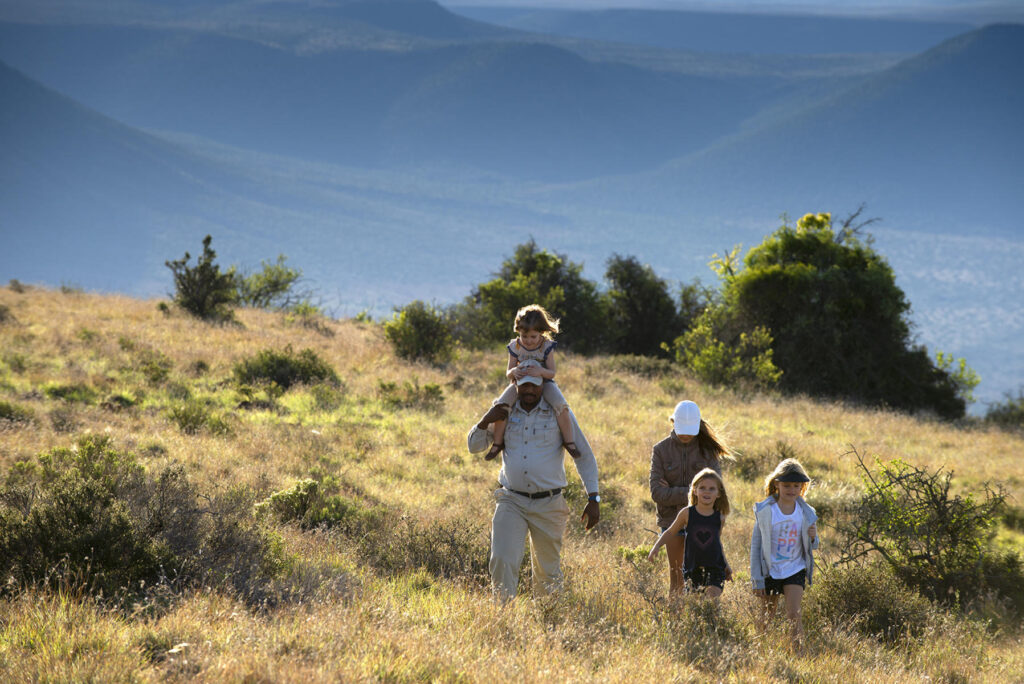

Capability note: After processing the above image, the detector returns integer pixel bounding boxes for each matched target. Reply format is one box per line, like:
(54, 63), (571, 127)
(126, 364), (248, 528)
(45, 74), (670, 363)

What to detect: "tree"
(235, 255), (304, 310)
(604, 255), (681, 356)
(165, 235), (238, 321)
(458, 240), (607, 353)
(722, 212), (967, 418)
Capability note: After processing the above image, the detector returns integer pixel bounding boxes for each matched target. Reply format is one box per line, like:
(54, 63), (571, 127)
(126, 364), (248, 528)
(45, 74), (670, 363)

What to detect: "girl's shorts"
(684, 566), (726, 590)
(764, 569), (806, 595)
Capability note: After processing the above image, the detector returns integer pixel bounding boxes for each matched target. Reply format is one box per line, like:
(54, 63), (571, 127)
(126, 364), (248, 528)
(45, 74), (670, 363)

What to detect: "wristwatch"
(588, 493), (600, 503)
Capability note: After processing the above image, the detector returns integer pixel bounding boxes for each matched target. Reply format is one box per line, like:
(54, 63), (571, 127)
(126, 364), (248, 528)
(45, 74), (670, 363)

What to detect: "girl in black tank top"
(648, 468), (733, 597)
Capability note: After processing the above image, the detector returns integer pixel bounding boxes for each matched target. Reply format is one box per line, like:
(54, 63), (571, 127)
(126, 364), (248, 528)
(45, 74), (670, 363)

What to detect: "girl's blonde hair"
(763, 458), (811, 498)
(688, 468), (731, 517)
(514, 304), (560, 338)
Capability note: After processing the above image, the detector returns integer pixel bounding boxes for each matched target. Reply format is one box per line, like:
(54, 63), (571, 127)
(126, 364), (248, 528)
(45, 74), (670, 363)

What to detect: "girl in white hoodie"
(750, 458), (818, 643)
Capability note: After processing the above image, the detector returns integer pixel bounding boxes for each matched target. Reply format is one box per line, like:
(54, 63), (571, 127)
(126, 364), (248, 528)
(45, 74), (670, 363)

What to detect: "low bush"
(805, 563), (936, 642)
(383, 300), (453, 364)
(233, 346), (339, 390)
(985, 388), (1024, 431)
(0, 435), (284, 601)
(168, 400), (232, 436)
(0, 400), (33, 426)
(378, 378), (444, 410)
(309, 383), (345, 411)
(0, 303), (14, 324)
(357, 515), (490, 585)
(728, 440), (797, 481)
(836, 448), (1023, 614)
(44, 382), (98, 404)
(256, 478), (383, 532)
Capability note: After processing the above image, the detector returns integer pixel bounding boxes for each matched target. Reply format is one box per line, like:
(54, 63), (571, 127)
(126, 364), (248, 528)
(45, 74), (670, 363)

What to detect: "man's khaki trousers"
(489, 487), (571, 601)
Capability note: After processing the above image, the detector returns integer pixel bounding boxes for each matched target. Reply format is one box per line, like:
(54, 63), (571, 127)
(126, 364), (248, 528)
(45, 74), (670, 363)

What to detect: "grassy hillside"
(1, 285), (1022, 681)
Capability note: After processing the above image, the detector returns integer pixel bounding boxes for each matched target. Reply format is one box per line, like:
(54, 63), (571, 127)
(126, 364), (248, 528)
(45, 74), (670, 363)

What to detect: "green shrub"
(985, 388), (1024, 431)
(135, 349), (173, 385)
(0, 435), (283, 602)
(233, 346), (339, 390)
(309, 383), (345, 411)
(49, 405), (78, 433)
(0, 400), (34, 425)
(256, 479), (382, 532)
(806, 563), (935, 643)
(165, 235), (238, 321)
(284, 301), (334, 336)
(44, 382), (98, 404)
(836, 448), (1021, 613)
(727, 440), (797, 481)
(666, 304), (781, 389)
(357, 515), (490, 585)
(0, 303), (15, 324)
(383, 300), (453, 364)
(168, 401), (232, 436)
(378, 378), (444, 410)
(235, 254), (302, 309)
(8, 279), (26, 293)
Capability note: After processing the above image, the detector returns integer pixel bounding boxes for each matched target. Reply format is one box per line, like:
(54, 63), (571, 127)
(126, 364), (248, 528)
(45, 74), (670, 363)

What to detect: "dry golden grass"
(1, 285), (1022, 682)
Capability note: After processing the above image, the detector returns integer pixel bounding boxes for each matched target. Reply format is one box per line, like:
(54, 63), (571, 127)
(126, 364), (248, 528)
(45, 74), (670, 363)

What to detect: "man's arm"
(565, 410), (598, 494)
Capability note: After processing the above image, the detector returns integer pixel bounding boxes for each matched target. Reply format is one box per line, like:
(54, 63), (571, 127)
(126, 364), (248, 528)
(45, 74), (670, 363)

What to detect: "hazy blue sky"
(442, 0), (1023, 21)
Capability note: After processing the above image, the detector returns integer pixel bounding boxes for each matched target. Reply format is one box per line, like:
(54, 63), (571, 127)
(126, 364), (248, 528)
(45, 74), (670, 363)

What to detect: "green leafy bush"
(721, 211), (967, 418)
(383, 300), (453, 364)
(235, 254), (302, 309)
(985, 388), (1024, 431)
(806, 563), (935, 642)
(604, 255), (682, 356)
(0, 303), (15, 324)
(0, 400), (34, 426)
(836, 448), (1023, 613)
(0, 435), (284, 601)
(666, 305), (781, 389)
(165, 235), (238, 321)
(233, 346), (339, 389)
(44, 382), (98, 404)
(168, 400), (232, 436)
(451, 240), (608, 352)
(256, 479), (382, 532)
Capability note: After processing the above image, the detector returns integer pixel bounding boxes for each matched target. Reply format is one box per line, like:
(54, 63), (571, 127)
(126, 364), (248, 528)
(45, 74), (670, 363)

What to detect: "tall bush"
(383, 300), (454, 364)
(456, 240), (607, 352)
(604, 254), (682, 356)
(721, 212), (968, 418)
(165, 235), (238, 321)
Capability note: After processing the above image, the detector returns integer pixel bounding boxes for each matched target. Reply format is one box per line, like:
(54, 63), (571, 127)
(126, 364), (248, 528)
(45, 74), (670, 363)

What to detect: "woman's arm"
(648, 508), (688, 562)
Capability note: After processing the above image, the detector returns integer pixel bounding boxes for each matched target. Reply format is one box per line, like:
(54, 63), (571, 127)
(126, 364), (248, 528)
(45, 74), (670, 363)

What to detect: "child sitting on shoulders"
(485, 304), (578, 460)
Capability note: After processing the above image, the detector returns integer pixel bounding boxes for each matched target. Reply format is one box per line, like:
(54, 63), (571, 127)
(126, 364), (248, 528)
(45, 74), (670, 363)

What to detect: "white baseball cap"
(671, 400), (701, 436)
(516, 359), (544, 386)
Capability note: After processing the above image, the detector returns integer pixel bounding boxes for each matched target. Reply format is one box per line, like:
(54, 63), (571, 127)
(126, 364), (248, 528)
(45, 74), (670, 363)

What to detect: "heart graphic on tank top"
(693, 529), (714, 548)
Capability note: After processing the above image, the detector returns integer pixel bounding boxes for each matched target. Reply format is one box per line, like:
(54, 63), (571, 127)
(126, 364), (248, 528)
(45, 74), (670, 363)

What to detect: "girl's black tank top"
(683, 507), (726, 571)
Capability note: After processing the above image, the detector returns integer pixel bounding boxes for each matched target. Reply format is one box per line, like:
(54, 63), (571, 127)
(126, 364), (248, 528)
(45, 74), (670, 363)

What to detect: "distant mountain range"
(0, 0), (1021, 408)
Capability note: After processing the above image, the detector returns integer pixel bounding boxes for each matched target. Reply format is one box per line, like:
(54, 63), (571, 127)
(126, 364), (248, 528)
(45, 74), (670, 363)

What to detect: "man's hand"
(476, 405), (509, 430)
(725, 566), (733, 582)
(581, 501), (600, 530)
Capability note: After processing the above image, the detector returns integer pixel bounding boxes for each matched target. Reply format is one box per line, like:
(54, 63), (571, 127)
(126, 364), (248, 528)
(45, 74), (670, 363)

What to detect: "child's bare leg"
(782, 584), (805, 642)
(665, 533), (685, 596)
(485, 418), (507, 460)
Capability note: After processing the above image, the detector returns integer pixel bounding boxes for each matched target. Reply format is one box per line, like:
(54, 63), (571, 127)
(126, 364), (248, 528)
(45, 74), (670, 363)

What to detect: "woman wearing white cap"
(649, 400), (732, 595)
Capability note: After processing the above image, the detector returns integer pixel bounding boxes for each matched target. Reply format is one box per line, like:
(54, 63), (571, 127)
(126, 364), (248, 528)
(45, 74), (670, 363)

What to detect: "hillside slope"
(0, 285), (1022, 680)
